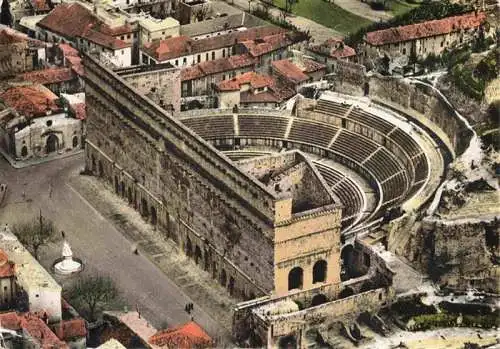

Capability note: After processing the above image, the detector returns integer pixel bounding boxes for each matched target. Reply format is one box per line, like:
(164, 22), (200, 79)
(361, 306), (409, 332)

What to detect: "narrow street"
(0, 154), (230, 340)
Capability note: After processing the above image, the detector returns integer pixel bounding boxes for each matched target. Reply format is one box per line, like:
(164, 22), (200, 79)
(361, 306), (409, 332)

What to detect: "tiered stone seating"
(288, 119), (339, 147)
(348, 108), (394, 134)
(389, 128), (421, 157)
(315, 164), (363, 227)
(315, 99), (351, 117)
(181, 115), (234, 139)
(364, 148), (402, 182)
(330, 130), (378, 163)
(381, 173), (406, 203)
(413, 153), (429, 182)
(238, 115), (288, 138)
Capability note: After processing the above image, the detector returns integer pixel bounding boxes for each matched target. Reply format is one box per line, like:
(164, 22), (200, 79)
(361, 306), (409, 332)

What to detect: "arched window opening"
(194, 245), (202, 265)
(220, 269), (227, 287)
(278, 335), (297, 349)
(186, 238), (193, 257)
(228, 276), (235, 295)
(339, 287), (354, 299)
(312, 260), (327, 283)
(150, 206), (157, 226)
(311, 294), (328, 307)
(288, 267), (303, 291)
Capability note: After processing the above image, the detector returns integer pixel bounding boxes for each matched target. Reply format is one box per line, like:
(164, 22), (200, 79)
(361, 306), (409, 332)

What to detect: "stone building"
(363, 11), (487, 61)
(0, 249), (16, 310)
(306, 38), (356, 72)
(0, 85), (83, 162)
(0, 27), (46, 78)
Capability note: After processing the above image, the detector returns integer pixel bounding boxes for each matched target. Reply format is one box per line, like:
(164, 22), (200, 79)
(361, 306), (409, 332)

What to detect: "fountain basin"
(52, 256), (83, 276)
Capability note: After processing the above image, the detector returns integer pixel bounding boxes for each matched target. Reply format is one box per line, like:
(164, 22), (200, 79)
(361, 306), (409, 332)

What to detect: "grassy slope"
(273, 0), (373, 35)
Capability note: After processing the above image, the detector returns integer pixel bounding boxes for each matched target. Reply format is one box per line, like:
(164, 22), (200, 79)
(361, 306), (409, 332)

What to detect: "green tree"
(12, 211), (57, 260)
(66, 275), (118, 322)
(0, 0), (13, 27)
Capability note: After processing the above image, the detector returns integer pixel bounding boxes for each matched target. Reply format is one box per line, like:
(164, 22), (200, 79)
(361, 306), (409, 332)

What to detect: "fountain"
(53, 232), (83, 275)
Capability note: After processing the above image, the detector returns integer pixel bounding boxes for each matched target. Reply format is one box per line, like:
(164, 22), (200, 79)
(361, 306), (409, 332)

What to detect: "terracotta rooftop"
(30, 0), (51, 12)
(19, 67), (75, 85)
(272, 59), (309, 84)
(58, 43), (79, 57)
(365, 11), (487, 46)
(142, 26), (285, 61)
(0, 312), (68, 348)
(37, 2), (131, 50)
(53, 318), (87, 341)
(300, 58), (326, 73)
(0, 249), (15, 278)
(0, 85), (60, 118)
(70, 103), (86, 120)
(149, 321), (212, 348)
(180, 54), (255, 81)
(240, 31), (304, 57)
(308, 38), (356, 59)
(217, 71), (274, 91)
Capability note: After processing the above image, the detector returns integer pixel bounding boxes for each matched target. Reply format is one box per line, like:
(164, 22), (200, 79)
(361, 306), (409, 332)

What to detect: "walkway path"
(230, 0), (344, 41)
(333, 0), (393, 22)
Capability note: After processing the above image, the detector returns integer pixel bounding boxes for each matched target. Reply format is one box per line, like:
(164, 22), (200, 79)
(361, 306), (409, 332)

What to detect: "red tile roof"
(240, 31), (304, 58)
(0, 312), (68, 348)
(0, 85), (60, 118)
(53, 319), (87, 340)
(217, 71), (274, 91)
(19, 68), (75, 85)
(272, 59), (309, 84)
(70, 103), (86, 120)
(181, 54), (255, 81)
(365, 11), (487, 46)
(142, 26), (286, 61)
(308, 38), (356, 59)
(301, 58), (326, 73)
(58, 43), (79, 57)
(149, 321), (212, 348)
(30, 0), (51, 12)
(37, 2), (131, 50)
(240, 90), (279, 103)
(0, 249), (15, 278)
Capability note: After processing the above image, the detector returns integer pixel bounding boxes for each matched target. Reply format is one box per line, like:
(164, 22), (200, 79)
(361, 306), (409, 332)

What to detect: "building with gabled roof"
(364, 11), (488, 60)
(149, 321), (212, 349)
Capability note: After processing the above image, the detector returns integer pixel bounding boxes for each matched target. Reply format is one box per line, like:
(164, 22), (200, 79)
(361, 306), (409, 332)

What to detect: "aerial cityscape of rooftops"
(0, 0), (497, 347)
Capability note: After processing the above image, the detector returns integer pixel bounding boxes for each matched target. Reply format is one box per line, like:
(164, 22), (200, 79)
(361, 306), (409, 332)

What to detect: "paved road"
(0, 154), (227, 339)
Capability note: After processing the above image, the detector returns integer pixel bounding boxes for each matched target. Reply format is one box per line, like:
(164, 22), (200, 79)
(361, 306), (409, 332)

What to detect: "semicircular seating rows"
(180, 99), (429, 231)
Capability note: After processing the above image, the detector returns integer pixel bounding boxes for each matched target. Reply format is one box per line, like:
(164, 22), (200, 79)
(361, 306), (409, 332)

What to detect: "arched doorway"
(120, 181), (125, 197)
(220, 269), (227, 287)
(91, 155), (96, 171)
(204, 250), (210, 271)
(194, 245), (202, 265)
(228, 276), (235, 295)
(127, 187), (133, 204)
(212, 261), (217, 279)
(288, 267), (303, 291)
(341, 245), (355, 281)
(339, 287), (354, 299)
(72, 136), (78, 148)
(114, 176), (119, 194)
(21, 146), (28, 157)
(150, 206), (157, 226)
(98, 161), (104, 177)
(278, 334), (297, 349)
(363, 82), (370, 96)
(311, 294), (328, 307)
(312, 260), (327, 283)
(186, 238), (193, 257)
(46, 134), (59, 153)
(141, 198), (149, 218)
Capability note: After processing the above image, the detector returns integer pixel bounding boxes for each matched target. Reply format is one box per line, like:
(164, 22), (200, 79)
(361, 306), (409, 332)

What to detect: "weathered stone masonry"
(83, 54), (279, 298)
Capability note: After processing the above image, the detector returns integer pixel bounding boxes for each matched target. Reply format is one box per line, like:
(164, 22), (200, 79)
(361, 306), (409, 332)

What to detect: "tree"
(284, 0), (297, 14)
(0, 0), (13, 27)
(66, 275), (118, 322)
(12, 211), (57, 260)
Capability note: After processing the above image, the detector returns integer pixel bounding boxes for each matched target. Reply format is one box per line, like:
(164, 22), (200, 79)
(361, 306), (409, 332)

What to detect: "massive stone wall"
(84, 55), (276, 297)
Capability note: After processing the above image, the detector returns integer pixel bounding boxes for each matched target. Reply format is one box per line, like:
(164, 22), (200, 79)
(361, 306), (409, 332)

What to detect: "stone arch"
(228, 276), (235, 295)
(21, 146), (28, 157)
(341, 244), (355, 281)
(72, 135), (78, 148)
(311, 294), (328, 307)
(360, 281), (374, 292)
(312, 259), (327, 283)
(150, 206), (157, 225)
(141, 198), (149, 218)
(288, 267), (303, 291)
(98, 161), (104, 177)
(339, 287), (354, 299)
(127, 187), (133, 204)
(194, 245), (202, 265)
(278, 334), (297, 349)
(220, 269), (227, 287)
(186, 237), (193, 257)
(45, 134), (59, 153)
